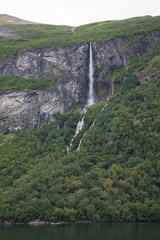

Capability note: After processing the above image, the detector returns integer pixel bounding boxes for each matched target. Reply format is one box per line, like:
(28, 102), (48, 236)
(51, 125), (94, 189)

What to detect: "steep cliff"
(0, 16), (160, 134)
(0, 45), (89, 134)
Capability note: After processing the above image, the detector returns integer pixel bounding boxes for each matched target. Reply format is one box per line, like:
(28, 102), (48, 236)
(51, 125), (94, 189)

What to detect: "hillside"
(0, 15), (160, 134)
(0, 14), (37, 25)
(0, 15), (160, 223)
(0, 15), (160, 55)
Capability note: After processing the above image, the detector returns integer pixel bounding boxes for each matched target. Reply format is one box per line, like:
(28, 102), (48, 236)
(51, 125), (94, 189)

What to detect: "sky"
(1, 0), (160, 26)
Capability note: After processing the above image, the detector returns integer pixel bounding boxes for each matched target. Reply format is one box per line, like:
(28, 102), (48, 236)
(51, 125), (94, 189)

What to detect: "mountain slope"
(0, 76), (160, 222)
(0, 15), (160, 223)
(0, 14), (37, 25)
(0, 15), (160, 134)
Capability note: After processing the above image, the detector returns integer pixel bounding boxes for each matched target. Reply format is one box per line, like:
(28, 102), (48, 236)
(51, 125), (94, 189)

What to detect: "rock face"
(1, 45), (88, 79)
(93, 33), (159, 81)
(0, 45), (89, 134)
(0, 26), (19, 38)
(0, 32), (159, 134)
(0, 90), (63, 134)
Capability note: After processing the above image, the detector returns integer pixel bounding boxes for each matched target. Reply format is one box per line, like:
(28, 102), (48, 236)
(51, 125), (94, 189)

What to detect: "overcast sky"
(1, 0), (160, 26)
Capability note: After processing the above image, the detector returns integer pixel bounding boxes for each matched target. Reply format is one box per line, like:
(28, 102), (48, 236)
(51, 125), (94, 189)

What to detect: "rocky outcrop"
(0, 77), (88, 135)
(1, 45), (89, 79)
(0, 32), (159, 134)
(0, 26), (19, 38)
(0, 45), (89, 134)
(0, 90), (62, 134)
(93, 32), (159, 82)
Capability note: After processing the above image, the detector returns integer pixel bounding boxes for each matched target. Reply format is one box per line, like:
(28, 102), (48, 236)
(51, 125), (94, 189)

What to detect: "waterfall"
(68, 116), (84, 151)
(67, 42), (96, 153)
(74, 117), (84, 137)
(77, 133), (86, 151)
(67, 146), (70, 154)
(77, 118), (96, 151)
(107, 81), (114, 101)
(89, 119), (96, 129)
(87, 42), (95, 107)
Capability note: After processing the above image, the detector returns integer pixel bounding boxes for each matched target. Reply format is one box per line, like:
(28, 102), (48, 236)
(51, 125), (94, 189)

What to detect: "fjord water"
(0, 223), (160, 240)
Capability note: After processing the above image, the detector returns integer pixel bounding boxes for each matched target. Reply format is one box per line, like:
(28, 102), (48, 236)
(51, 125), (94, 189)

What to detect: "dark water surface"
(0, 222), (160, 240)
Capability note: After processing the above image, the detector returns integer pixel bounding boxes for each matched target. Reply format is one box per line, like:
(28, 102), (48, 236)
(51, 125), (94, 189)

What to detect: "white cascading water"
(87, 42), (95, 107)
(76, 42), (96, 151)
(77, 118), (96, 151)
(74, 117), (85, 137)
(89, 119), (96, 129)
(69, 117), (84, 151)
(77, 133), (86, 151)
(67, 42), (96, 153)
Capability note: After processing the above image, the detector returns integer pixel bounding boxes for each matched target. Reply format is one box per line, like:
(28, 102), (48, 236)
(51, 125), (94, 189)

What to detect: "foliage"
(0, 15), (160, 223)
(0, 76), (61, 92)
(0, 76), (160, 223)
(112, 39), (160, 95)
(0, 16), (160, 92)
(0, 16), (160, 57)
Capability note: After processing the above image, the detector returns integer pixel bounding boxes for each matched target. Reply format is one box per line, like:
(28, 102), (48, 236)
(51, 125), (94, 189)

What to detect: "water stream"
(77, 118), (96, 151)
(68, 42), (96, 152)
(87, 42), (95, 107)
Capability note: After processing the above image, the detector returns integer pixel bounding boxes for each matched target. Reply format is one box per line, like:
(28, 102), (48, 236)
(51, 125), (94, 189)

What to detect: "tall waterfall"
(87, 42), (95, 107)
(67, 42), (96, 153)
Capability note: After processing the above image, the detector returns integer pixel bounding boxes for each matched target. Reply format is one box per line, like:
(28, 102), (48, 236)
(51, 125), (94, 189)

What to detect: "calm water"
(0, 222), (160, 240)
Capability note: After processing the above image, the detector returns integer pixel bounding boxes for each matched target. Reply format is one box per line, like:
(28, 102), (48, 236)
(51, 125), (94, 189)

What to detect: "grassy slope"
(0, 15), (160, 57)
(0, 15), (160, 92)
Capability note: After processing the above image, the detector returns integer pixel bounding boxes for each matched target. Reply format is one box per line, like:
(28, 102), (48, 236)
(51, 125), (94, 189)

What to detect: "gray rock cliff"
(0, 32), (159, 134)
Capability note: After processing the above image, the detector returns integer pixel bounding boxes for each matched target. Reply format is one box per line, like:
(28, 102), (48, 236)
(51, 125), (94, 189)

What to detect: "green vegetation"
(0, 75), (160, 223)
(0, 15), (160, 223)
(0, 16), (160, 57)
(0, 76), (61, 92)
(112, 39), (160, 94)
(0, 15), (160, 93)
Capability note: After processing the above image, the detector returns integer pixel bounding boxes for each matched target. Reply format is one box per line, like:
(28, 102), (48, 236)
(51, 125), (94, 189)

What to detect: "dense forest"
(0, 15), (160, 223)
